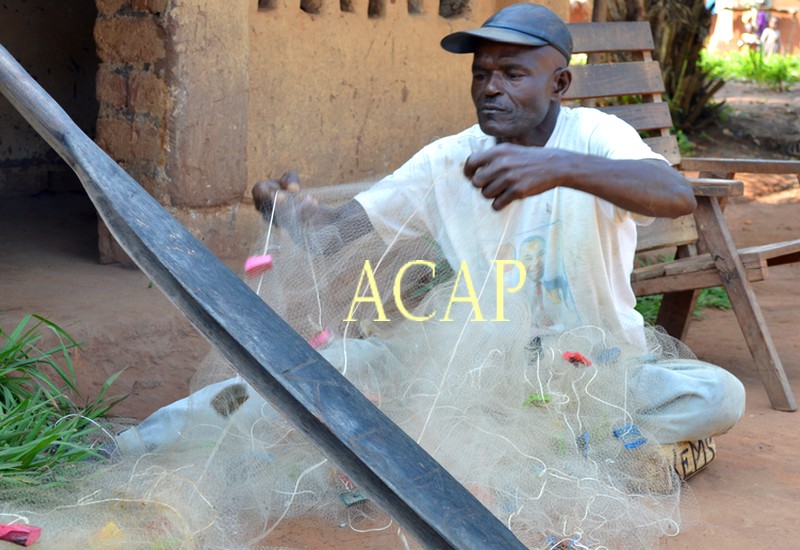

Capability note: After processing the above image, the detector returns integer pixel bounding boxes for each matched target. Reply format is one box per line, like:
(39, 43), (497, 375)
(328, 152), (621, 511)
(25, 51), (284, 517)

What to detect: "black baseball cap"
(440, 3), (573, 62)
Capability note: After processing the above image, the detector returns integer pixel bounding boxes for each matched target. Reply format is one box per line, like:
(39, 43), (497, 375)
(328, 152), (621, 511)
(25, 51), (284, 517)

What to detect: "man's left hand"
(464, 143), (564, 211)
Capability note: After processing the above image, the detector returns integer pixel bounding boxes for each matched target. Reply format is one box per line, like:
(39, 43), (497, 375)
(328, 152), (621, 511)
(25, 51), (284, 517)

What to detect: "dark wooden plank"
(694, 196), (797, 412)
(564, 61), (665, 100)
(597, 102), (673, 132)
(631, 253), (768, 295)
(0, 45), (527, 549)
(654, 289), (699, 341)
(650, 243), (701, 340)
(644, 135), (681, 165)
(636, 215), (698, 253)
(680, 157), (800, 175)
(568, 21), (655, 54)
(689, 177), (744, 197)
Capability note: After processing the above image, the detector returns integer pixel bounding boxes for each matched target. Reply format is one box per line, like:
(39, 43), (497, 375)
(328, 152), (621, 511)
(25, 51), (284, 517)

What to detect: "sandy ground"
(0, 80), (798, 548)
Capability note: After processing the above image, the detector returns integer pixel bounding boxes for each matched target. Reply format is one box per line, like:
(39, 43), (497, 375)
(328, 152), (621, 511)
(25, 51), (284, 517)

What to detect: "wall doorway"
(1, 1), (99, 262)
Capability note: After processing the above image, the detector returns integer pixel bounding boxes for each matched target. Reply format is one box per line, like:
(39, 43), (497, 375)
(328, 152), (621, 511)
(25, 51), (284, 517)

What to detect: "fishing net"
(1, 180), (700, 549)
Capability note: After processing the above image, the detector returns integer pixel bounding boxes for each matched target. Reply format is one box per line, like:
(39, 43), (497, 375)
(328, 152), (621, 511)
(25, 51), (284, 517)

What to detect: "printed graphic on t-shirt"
(509, 222), (580, 331)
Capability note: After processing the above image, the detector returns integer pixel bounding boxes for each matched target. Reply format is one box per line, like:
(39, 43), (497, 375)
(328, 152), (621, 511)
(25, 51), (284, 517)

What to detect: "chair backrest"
(564, 21), (696, 254)
(565, 21), (680, 165)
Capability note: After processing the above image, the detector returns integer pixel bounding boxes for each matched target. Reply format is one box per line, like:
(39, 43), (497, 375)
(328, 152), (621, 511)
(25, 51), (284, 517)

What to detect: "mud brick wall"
(94, 0), (253, 264)
(94, 0), (172, 263)
(95, 1), (169, 202)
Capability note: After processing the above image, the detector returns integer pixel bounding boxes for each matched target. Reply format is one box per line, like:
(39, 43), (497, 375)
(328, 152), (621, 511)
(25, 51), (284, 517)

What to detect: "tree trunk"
(596, 0), (724, 131)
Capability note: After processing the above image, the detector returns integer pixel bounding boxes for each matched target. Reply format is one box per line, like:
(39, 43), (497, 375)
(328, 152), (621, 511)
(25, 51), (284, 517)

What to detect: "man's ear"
(552, 67), (572, 97)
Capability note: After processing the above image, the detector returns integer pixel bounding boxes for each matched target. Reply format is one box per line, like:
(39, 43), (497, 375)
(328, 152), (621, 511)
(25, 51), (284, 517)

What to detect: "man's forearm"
(566, 158), (696, 218)
(465, 144), (696, 217)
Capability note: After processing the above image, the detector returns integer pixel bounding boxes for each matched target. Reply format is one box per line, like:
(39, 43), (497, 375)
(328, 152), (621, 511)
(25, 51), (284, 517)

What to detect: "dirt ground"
(0, 80), (798, 549)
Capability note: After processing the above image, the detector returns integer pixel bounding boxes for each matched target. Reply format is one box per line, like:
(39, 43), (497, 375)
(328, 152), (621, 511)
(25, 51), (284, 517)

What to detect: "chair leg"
(656, 245), (700, 340)
(694, 197), (797, 412)
(656, 289), (699, 340)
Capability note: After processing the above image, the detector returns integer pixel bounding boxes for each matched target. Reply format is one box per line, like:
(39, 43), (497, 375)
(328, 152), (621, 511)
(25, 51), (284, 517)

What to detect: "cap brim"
(440, 27), (549, 54)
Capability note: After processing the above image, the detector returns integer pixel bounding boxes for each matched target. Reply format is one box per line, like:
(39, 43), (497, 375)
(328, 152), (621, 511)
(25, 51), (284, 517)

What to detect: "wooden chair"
(565, 21), (799, 411)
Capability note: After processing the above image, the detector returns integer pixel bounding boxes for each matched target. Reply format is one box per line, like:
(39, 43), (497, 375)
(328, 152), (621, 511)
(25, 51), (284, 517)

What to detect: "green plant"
(634, 294), (664, 325)
(635, 287), (733, 325)
(673, 128), (694, 156)
(0, 315), (124, 484)
(700, 49), (800, 91)
(694, 286), (732, 313)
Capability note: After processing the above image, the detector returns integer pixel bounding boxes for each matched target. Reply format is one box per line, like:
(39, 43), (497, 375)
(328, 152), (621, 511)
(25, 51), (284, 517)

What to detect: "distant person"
(738, 18), (761, 50)
(761, 16), (782, 56)
(757, 10), (769, 36)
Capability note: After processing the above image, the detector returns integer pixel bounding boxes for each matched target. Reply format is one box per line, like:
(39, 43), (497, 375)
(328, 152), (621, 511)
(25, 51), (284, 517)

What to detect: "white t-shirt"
(355, 106), (667, 337)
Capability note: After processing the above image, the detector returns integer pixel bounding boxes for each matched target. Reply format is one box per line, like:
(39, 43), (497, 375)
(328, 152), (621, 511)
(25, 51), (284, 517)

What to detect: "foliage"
(635, 287), (732, 325)
(0, 315), (124, 484)
(700, 49), (800, 92)
(673, 128), (694, 156)
(570, 53), (588, 66)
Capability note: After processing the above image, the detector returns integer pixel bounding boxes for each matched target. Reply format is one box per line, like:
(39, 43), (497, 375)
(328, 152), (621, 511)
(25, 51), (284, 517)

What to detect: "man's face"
(471, 41), (566, 146)
(519, 237), (545, 283)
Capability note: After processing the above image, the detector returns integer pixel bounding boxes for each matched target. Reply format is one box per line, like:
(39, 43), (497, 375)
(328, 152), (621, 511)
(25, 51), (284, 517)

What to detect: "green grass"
(635, 287), (732, 326)
(700, 49), (800, 91)
(0, 315), (124, 484)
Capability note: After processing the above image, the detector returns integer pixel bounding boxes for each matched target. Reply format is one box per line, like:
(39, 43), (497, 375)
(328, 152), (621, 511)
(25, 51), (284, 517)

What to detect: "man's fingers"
(478, 177), (505, 199)
(467, 160), (503, 192)
(463, 150), (492, 180)
(280, 170), (301, 193)
(253, 169), (304, 215)
(252, 179), (281, 212)
(491, 190), (514, 211)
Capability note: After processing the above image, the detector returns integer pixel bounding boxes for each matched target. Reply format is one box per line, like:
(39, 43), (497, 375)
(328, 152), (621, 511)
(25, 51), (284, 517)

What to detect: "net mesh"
(1, 182), (700, 549)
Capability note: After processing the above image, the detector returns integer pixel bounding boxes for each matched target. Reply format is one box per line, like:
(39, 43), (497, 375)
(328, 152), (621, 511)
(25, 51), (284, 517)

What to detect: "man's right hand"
(252, 171), (320, 224)
(251, 171), (373, 255)
(252, 170), (301, 213)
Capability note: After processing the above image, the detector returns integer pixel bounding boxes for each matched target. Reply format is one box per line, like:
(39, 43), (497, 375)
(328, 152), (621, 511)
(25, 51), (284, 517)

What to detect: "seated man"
(118, 3), (745, 546)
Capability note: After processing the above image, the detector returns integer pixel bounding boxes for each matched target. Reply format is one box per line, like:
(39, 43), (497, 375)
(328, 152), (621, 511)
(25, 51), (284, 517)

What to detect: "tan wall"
(245, 0), (567, 205)
(163, 0), (254, 258)
(246, 1), (495, 190)
(498, 0), (564, 17)
(0, 1), (98, 196)
(93, 0), (255, 262)
(246, 0), (565, 192)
